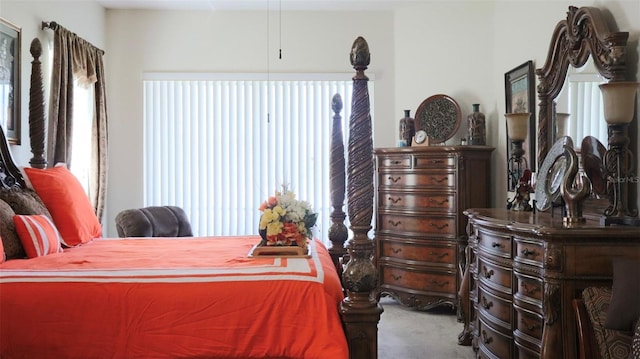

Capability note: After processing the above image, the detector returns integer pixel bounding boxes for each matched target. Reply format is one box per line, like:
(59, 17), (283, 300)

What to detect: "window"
(70, 82), (94, 195)
(143, 73), (372, 241)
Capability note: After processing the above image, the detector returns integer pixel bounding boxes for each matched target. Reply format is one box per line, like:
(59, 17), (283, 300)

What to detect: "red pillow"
(23, 166), (102, 247)
(13, 215), (63, 258)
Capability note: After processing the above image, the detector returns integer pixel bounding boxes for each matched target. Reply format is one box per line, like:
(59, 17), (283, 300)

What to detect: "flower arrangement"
(258, 185), (318, 249)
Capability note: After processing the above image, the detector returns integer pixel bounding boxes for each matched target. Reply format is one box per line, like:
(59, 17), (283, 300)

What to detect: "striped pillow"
(13, 215), (63, 258)
(0, 235), (4, 263)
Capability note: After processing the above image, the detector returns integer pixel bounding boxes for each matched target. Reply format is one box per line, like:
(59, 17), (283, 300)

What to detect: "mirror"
(536, 5), (629, 168)
(536, 6), (629, 213)
(554, 57), (608, 146)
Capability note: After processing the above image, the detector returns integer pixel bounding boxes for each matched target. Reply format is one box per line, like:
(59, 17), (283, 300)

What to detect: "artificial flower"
(258, 185), (318, 248)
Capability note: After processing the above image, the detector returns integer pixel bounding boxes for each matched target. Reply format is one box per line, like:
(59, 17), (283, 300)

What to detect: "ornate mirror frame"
(535, 6), (629, 169)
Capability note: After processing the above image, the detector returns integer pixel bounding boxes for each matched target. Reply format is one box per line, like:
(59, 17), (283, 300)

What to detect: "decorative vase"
(467, 104), (486, 145)
(398, 110), (415, 147)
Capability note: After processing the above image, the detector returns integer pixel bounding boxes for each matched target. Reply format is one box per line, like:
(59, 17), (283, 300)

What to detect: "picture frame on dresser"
(505, 60), (536, 183)
(0, 17), (20, 145)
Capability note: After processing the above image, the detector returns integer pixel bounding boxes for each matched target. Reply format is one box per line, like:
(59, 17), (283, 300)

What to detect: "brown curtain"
(48, 25), (108, 223)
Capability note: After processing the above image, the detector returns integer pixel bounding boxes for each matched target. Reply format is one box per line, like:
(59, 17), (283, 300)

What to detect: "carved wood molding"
(536, 6), (629, 168)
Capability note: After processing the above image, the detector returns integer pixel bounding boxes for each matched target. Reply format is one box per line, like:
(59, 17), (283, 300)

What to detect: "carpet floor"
(378, 297), (475, 359)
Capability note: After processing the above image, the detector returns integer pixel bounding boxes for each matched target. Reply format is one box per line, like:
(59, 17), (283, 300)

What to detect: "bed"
(0, 36), (381, 358)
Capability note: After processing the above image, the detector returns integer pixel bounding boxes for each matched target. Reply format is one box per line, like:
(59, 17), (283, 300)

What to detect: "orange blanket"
(0, 236), (348, 359)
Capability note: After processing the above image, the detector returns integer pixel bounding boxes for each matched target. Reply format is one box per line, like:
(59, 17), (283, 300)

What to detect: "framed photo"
(505, 60), (536, 190)
(0, 17), (20, 145)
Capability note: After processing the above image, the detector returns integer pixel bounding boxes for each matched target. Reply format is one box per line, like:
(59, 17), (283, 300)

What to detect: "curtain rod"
(41, 20), (105, 55)
(41, 21), (59, 30)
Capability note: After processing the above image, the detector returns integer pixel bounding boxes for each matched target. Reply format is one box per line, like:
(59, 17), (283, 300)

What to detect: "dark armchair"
(115, 206), (193, 238)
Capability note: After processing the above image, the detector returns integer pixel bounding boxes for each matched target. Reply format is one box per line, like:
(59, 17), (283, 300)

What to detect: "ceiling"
(95, 0), (425, 11)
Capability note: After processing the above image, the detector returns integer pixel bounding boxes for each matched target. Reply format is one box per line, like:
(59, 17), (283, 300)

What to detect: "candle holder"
(506, 113), (533, 211)
(599, 81), (640, 225)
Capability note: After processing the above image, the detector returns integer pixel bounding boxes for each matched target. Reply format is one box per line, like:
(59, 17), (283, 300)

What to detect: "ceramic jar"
(467, 104), (486, 145)
(398, 109), (415, 147)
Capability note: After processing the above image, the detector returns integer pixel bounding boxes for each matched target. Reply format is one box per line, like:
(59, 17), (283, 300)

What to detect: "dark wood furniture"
(459, 208), (640, 359)
(536, 6), (628, 170)
(1, 36), (381, 359)
(373, 146), (493, 310)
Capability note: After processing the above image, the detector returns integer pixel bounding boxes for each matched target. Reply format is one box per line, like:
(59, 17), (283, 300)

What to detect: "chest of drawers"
(373, 146), (494, 310)
(460, 208), (640, 359)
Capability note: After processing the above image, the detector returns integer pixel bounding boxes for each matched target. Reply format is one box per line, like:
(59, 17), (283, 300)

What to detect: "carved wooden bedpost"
(328, 93), (348, 273)
(340, 36), (383, 359)
(28, 38), (47, 169)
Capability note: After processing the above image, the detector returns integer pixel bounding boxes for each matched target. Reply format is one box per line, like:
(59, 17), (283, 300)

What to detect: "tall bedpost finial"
(340, 36), (382, 359)
(328, 93), (348, 271)
(28, 38), (47, 169)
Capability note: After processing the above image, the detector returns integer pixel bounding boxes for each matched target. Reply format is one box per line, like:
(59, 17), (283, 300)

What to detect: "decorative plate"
(535, 136), (574, 211)
(580, 136), (607, 198)
(414, 94), (461, 144)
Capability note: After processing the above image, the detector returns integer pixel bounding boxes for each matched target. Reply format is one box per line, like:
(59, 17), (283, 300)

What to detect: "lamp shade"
(599, 81), (640, 125)
(505, 113), (531, 141)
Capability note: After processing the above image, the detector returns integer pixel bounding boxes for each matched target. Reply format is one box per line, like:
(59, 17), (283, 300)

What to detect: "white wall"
(105, 9), (395, 236)
(1, 1), (639, 236)
(0, 0), (105, 164)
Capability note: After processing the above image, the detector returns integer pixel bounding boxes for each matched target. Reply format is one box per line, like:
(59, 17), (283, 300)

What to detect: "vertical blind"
(143, 73), (367, 241)
(568, 75), (608, 145)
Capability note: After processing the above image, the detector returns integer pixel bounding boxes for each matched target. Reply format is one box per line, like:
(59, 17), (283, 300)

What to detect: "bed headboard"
(0, 37), (47, 190)
(0, 123), (25, 189)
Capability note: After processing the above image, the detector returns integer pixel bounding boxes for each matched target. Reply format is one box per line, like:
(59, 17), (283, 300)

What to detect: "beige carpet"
(378, 297), (475, 359)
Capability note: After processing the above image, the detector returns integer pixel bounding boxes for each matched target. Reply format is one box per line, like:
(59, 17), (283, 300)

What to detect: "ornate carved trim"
(536, 6), (628, 168)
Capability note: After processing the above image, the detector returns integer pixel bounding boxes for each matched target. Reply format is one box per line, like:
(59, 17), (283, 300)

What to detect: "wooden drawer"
(515, 342), (540, 359)
(379, 239), (456, 266)
(413, 154), (456, 169)
(377, 213), (456, 236)
(478, 257), (512, 294)
(380, 266), (456, 294)
(514, 305), (543, 342)
(377, 155), (411, 169)
(477, 286), (512, 326)
(514, 273), (543, 306)
(514, 238), (544, 267)
(477, 227), (512, 259)
(377, 172), (455, 188)
(477, 317), (512, 359)
(378, 191), (456, 211)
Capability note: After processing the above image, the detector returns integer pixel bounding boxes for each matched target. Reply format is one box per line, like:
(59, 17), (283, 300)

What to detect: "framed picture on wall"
(505, 60), (536, 191)
(0, 17), (20, 145)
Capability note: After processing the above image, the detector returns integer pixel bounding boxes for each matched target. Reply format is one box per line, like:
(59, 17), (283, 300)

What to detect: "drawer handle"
(521, 248), (538, 257)
(431, 223), (449, 230)
(429, 251), (449, 259)
(388, 197), (402, 204)
(491, 242), (504, 248)
(482, 266), (494, 279)
(388, 220), (401, 227)
(388, 176), (401, 183)
(430, 159), (444, 164)
(521, 282), (540, 295)
(521, 318), (541, 332)
(481, 296), (493, 310)
(481, 330), (493, 345)
(391, 274), (402, 281)
(429, 198), (449, 205)
(391, 247), (402, 254)
(430, 176), (448, 183)
(431, 279), (449, 287)
(392, 160), (402, 165)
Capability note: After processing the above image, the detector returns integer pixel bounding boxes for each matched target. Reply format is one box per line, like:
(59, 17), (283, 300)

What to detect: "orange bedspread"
(0, 236), (348, 359)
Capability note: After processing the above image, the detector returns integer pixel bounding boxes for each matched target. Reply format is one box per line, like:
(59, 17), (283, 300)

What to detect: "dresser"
(373, 146), (494, 310)
(459, 208), (640, 359)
